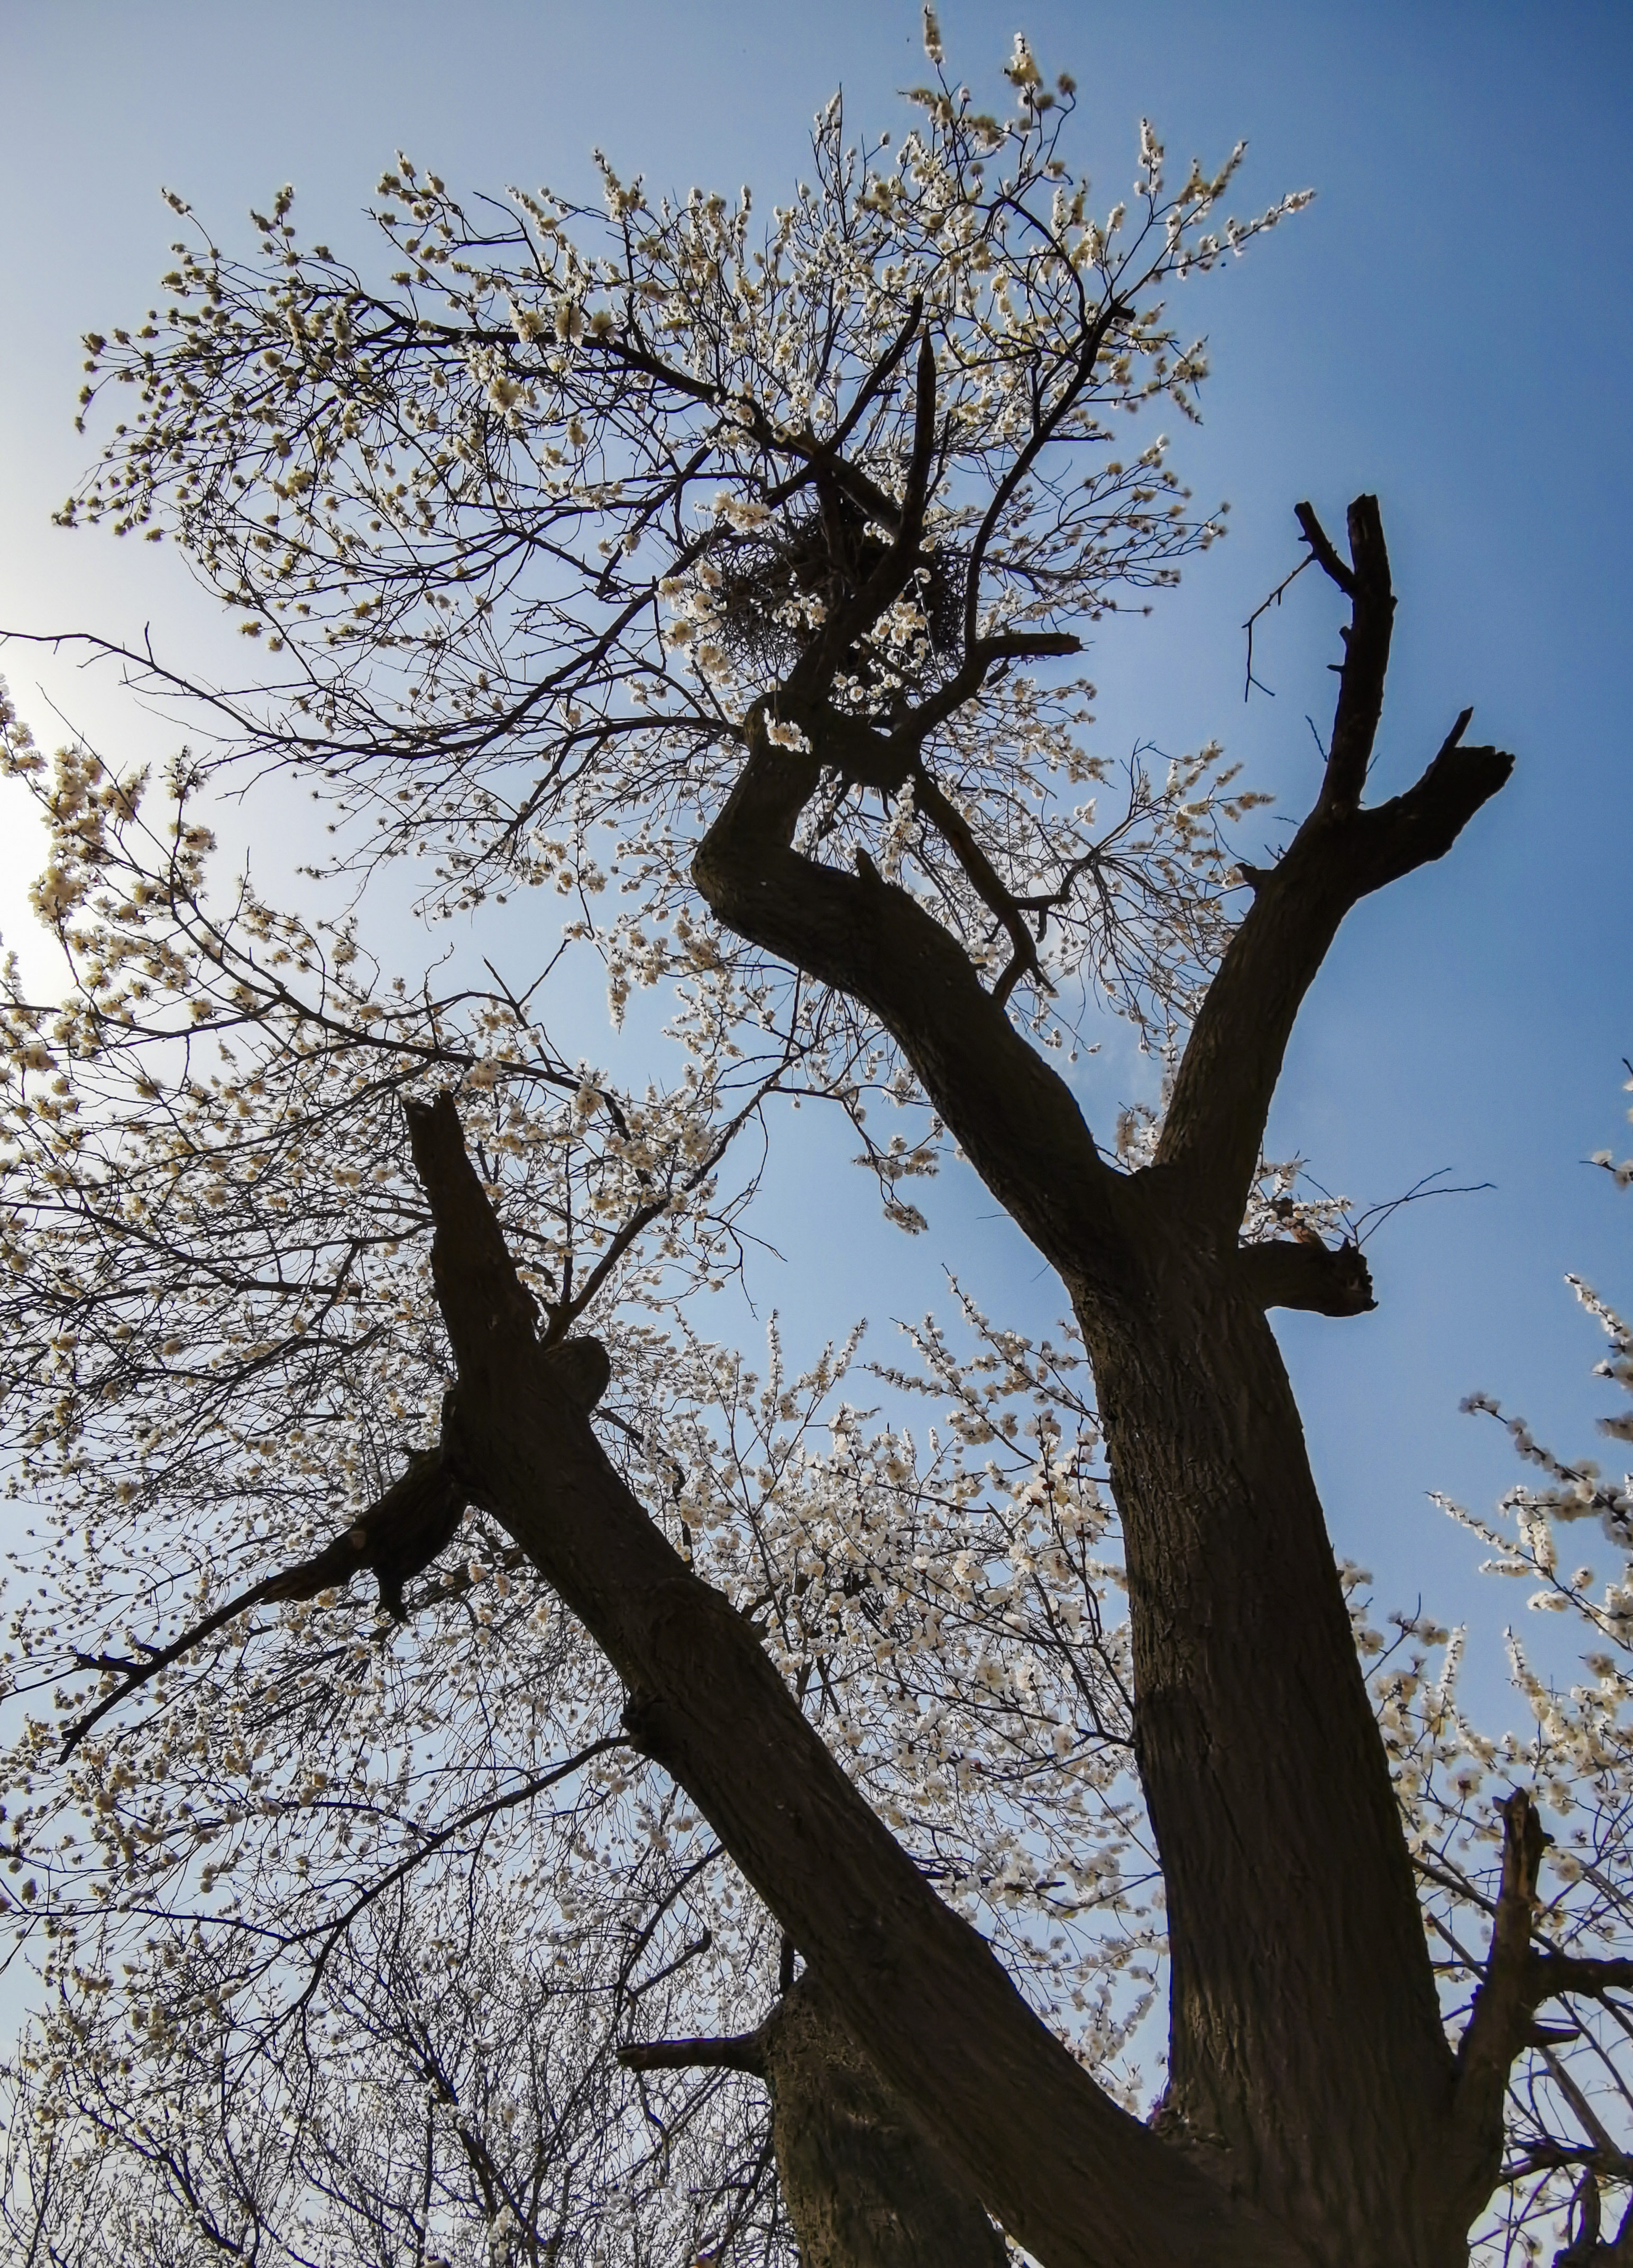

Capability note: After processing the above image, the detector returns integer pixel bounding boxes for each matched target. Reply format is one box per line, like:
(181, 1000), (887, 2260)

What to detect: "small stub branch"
(1237, 1236), (1376, 1317)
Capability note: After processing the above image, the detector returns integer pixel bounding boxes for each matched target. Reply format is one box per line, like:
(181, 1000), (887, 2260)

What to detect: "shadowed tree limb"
(619, 2031), (769, 2075)
(890, 628), (1084, 748)
(1292, 498), (1357, 600)
(1441, 1790), (1555, 2239)
(1301, 493), (1393, 816)
(403, 1089), (1301, 2268)
(58, 1332), (616, 1760)
(1531, 1956), (1633, 2004)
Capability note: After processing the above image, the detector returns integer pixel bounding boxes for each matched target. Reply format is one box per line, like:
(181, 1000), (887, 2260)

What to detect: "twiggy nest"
(708, 507), (966, 682)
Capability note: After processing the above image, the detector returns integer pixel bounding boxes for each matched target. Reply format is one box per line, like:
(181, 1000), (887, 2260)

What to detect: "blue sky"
(2, 0), (1631, 1723)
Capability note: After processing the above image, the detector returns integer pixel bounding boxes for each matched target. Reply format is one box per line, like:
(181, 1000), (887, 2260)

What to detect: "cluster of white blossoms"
(53, 21), (1303, 1087)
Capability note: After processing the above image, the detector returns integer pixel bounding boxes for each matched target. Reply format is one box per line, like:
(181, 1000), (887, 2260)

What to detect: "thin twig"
(1241, 551), (1313, 701)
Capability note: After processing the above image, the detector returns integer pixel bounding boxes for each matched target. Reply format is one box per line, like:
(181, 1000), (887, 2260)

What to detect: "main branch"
(693, 715), (1133, 1290)
(403, 1092), (1297, 2268)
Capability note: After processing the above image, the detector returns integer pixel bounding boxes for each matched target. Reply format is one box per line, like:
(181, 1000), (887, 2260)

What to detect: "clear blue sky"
(2, 0), (1631, 1722)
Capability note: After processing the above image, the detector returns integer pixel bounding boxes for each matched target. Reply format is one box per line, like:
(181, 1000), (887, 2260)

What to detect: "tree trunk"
(681, 491), (1515, 2268)
(1070, 1191), (1461, 2265)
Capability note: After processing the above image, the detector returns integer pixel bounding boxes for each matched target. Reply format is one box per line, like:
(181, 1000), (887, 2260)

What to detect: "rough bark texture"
(623, 1980), (1008, 2268)
(759, 1978), (1008, 2268)
(1076, 1206), (1457, 2260)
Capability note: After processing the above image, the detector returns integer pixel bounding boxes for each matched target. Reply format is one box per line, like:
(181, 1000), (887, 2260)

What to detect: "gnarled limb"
(693, 715), (1131, 1292)
(1531, 1955), (1633, 2005)
(619, 2032), (769, 2075)
(405, 1091), (1300, 2268)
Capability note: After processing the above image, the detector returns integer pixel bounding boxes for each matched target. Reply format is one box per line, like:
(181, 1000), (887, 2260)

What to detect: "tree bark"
(623, 1978), (1008, 2268)
(1072, 1193), (1459, 2263)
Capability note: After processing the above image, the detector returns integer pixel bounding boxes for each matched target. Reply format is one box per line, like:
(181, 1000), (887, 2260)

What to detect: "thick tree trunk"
(1070, 1193), (1460, 2265)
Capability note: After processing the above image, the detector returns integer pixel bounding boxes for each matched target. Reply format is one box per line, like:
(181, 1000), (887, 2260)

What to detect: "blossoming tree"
(4, 22), (1629, 2268)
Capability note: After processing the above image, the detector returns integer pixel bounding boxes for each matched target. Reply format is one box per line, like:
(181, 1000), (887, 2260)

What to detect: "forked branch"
(1154, 494), (1512, 1233)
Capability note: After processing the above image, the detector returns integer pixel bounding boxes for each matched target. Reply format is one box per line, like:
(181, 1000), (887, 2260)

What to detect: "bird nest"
(707, 507), (966, 685)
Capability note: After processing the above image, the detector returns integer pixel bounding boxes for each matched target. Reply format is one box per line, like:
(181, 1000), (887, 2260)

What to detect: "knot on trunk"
(756, 1975), (1006, 2268)
(539, 1333), (611, 1412)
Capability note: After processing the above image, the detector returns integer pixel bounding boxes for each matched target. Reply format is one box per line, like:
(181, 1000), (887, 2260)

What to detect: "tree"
(3, 23), (1628, 2268)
